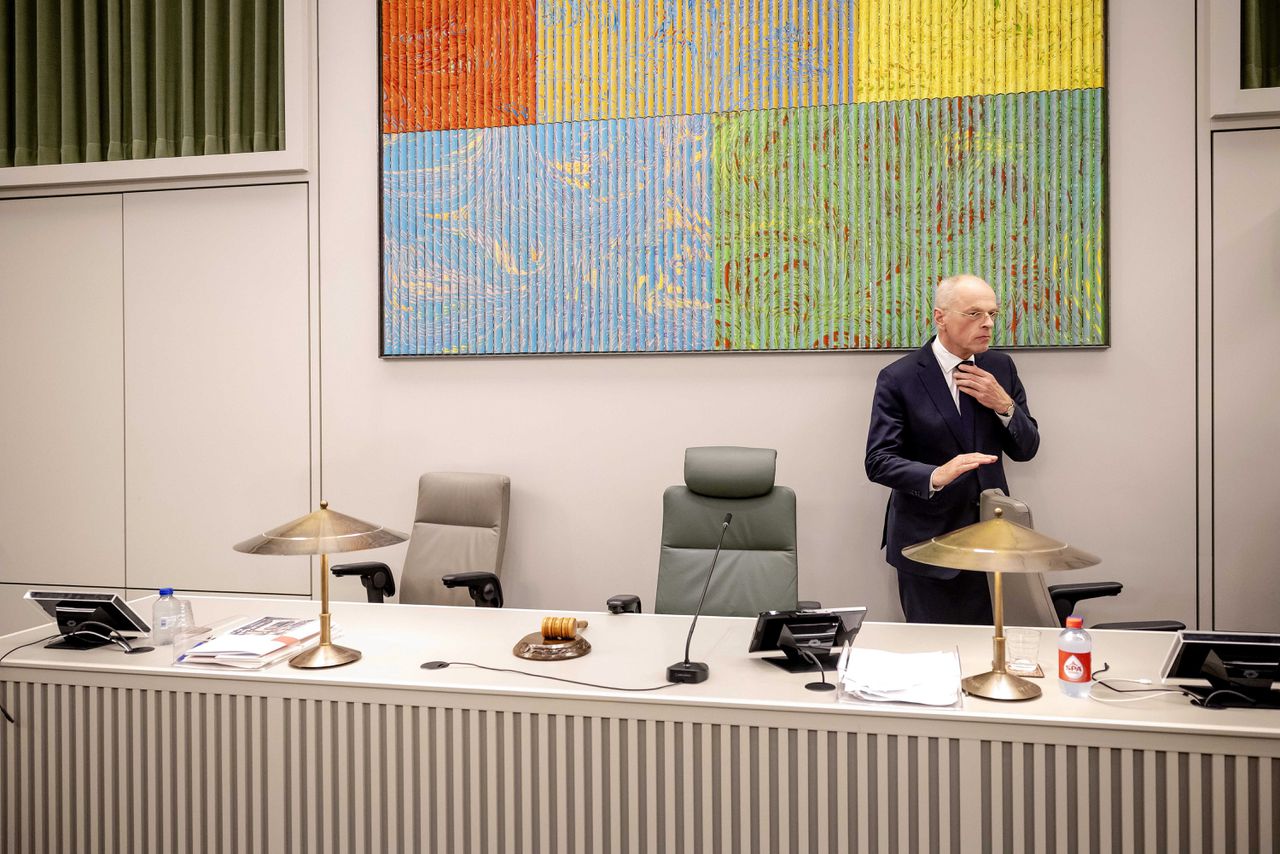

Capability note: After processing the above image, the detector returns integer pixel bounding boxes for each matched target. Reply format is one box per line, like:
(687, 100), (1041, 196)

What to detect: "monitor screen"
(748, 606), (867, 665)
(25, 590), (150, 649)
(1162, 631), (1280, 688)
(1160, 630), (1280, 709)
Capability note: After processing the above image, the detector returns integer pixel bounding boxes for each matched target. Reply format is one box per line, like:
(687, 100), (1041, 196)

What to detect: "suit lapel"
(914, 340), (968, 451)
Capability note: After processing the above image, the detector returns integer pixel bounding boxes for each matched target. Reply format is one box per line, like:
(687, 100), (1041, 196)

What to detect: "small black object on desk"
(1162, 630), (1280, 709)
(24, 590), (153, 652)
(747, 607), (867, 676)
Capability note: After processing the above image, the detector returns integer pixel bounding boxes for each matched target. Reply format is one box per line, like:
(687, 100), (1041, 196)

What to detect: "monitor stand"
(45, 633), (114, 650)
(762, 651), (839, 674)
(1184, 683), (1280, 710)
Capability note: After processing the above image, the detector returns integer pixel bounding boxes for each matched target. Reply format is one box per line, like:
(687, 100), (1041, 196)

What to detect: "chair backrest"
(655, 447), (798, 617)
(400, 472), (510, 606)
(980, 489), (1060, 627)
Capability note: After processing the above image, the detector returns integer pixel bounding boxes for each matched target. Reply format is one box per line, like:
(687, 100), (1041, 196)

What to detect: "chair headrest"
(415, 472), (510, 529)
(683, 447), (777, 498)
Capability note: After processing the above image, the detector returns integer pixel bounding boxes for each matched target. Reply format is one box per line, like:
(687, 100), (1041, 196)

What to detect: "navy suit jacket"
(865, 339), (1040, 580)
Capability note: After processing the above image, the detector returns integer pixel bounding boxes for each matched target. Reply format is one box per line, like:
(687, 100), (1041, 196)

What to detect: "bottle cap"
(1065, 616), (1083, 629)
(159, 587), (174, 596)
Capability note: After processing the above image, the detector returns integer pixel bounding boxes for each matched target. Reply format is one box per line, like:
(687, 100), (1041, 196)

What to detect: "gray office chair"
(332, 472), (510, 607)
(609, 446), (816, 617)
(982, 490), (1184, 631)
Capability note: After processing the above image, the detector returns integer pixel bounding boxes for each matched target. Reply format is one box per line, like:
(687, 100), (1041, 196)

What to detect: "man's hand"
(955, 363), (1014, 414)
(931, 452), (999, 490)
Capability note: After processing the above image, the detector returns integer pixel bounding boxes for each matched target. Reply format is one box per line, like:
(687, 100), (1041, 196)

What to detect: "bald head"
(934, 274), (995, 311)
(933, 274), (999, 358)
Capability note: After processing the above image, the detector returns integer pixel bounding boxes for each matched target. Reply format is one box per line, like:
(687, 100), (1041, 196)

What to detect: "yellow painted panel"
(537, 0), (856, 123)
(855, 0), (1105, 103)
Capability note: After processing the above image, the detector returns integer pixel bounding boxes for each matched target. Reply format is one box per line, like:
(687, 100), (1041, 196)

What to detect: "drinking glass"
(1006, 628), (1041, 674)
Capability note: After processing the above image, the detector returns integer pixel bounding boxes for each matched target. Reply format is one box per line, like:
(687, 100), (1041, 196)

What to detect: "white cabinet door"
(0, 195), (125, 588)
(124, 184), (311, 595)
(1213, 128), (1280, 632)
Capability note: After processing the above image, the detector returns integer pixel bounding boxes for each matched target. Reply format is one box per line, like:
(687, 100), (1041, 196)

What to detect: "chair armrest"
(797, 600), (823, 611)
(442, 572), (504, 608)
(1092, 619), (1187, 632)
(1047, 581), (1123, 625)
(606, 594), (642, 614)
(330, 561), (396, 604)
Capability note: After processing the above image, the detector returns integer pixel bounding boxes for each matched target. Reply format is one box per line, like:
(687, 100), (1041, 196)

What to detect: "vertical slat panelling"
(957, 738), (981, 849)
(2, 683), (13, 853)
(1144, 750), (1160, 854)
(1261, 755), (1275, 852)
(59, 683), (74, 853)
(1212, 754), (1228, 853)
(5, 678), (1280, 853)
(480, 709), (496, 854)
(939, 734), (954, 854)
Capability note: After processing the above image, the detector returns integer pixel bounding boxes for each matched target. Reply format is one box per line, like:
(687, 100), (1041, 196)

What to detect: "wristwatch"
(999, 401), (1015, 417)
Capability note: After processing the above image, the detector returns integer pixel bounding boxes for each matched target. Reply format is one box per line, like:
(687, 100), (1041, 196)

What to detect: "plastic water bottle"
(151, 588), (188, 645)
(1058, 616), (1093, 698)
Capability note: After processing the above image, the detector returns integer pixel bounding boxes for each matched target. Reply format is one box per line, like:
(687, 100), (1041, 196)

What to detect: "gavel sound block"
(512, 617), (591, 661)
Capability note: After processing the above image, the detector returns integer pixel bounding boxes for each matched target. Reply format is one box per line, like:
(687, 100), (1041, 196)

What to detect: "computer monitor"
(748, 607), (867, 672)
(1161, 630), (1280, 709)
(24, 590), (151, 651)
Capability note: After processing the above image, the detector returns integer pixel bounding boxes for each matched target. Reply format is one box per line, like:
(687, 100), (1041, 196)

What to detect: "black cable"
(1089, 664), (1190, 697)
(0, 632), (63, 725)
(1195, 688), (1261, 709)
(424, 661), (677, 692)
(68, 630), (135, 653)
(801, 649), (829, 683)
(1092, 679), (1192, 696)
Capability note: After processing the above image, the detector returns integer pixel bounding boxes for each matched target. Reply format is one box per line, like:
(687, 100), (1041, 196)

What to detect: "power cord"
(0, 632), (62, 724)
(1082, 662), (1191, 704)
(422, 661), (677, 692)
(1088, 682), (1194, 704)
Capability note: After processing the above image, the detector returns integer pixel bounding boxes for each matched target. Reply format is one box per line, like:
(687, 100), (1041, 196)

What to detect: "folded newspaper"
(175, 616), (323, 670)
(836, 646), (963, 707)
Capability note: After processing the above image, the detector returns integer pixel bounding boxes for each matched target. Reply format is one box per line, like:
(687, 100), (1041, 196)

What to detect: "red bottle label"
(1058, 650), (1091, 683)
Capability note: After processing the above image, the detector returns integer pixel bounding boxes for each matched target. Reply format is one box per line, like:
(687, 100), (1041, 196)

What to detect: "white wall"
(315, 1), (1199, 625)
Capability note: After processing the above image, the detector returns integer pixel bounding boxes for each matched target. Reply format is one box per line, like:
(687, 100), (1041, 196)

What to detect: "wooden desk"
(2, 596), (1277, 853)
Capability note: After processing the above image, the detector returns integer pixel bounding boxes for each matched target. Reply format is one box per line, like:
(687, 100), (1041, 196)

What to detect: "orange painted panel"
(382, 0), (536, 132)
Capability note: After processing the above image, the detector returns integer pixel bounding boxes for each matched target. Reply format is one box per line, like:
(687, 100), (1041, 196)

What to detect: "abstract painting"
(381, 0), (1107, 355)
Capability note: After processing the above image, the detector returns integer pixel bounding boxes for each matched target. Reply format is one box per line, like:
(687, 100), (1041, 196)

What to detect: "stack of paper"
(176, 616), (323, 670)
(836, 647), (962, 707)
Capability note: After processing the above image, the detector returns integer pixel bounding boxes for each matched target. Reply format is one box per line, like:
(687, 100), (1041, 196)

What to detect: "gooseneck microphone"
(667, 513), (733, 684)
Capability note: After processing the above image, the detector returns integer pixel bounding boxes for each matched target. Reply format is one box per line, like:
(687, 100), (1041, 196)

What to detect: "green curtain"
(0, 0), (283, 168)
(1243, 0), (1280, 90)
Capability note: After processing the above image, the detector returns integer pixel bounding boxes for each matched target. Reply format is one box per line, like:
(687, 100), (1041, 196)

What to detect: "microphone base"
(667, 660), (709, 684)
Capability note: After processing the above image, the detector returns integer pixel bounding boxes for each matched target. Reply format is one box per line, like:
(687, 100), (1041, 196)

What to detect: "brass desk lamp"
(233, 501), (407, 668)
(902, 508), (1100, 701)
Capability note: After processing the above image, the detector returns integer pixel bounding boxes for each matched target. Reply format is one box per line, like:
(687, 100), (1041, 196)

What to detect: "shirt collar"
(931, 336), (971, 373)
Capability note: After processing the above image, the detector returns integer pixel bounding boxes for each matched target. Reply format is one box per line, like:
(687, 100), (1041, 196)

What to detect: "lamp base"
(290, 642), (362, 669)
(962, 670), (1042, 701)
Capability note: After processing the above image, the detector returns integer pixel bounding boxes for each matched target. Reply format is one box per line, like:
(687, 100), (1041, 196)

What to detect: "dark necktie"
(955, 360), (975, 449)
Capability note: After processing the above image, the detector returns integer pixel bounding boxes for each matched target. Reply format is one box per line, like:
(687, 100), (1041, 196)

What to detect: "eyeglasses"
(944, 308), (1000, 322)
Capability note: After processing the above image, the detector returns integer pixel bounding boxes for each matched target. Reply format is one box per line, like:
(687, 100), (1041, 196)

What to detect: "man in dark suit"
(865, 275), (1040, 624)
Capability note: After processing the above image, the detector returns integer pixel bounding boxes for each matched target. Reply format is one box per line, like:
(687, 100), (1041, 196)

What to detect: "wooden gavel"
(540, 617), (588, 641)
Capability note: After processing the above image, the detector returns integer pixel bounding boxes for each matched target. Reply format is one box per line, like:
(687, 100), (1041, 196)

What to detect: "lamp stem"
(991, 570), (1006, 674)
(319, 553), (332, 646)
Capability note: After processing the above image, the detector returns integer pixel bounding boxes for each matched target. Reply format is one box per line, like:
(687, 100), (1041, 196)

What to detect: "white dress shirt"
(930, 337), (1014, 425)
(928, 337), (1014, 494)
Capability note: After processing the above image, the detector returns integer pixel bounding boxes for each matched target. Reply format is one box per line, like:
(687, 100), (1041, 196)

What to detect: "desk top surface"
(3, 595), (1277, 740)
